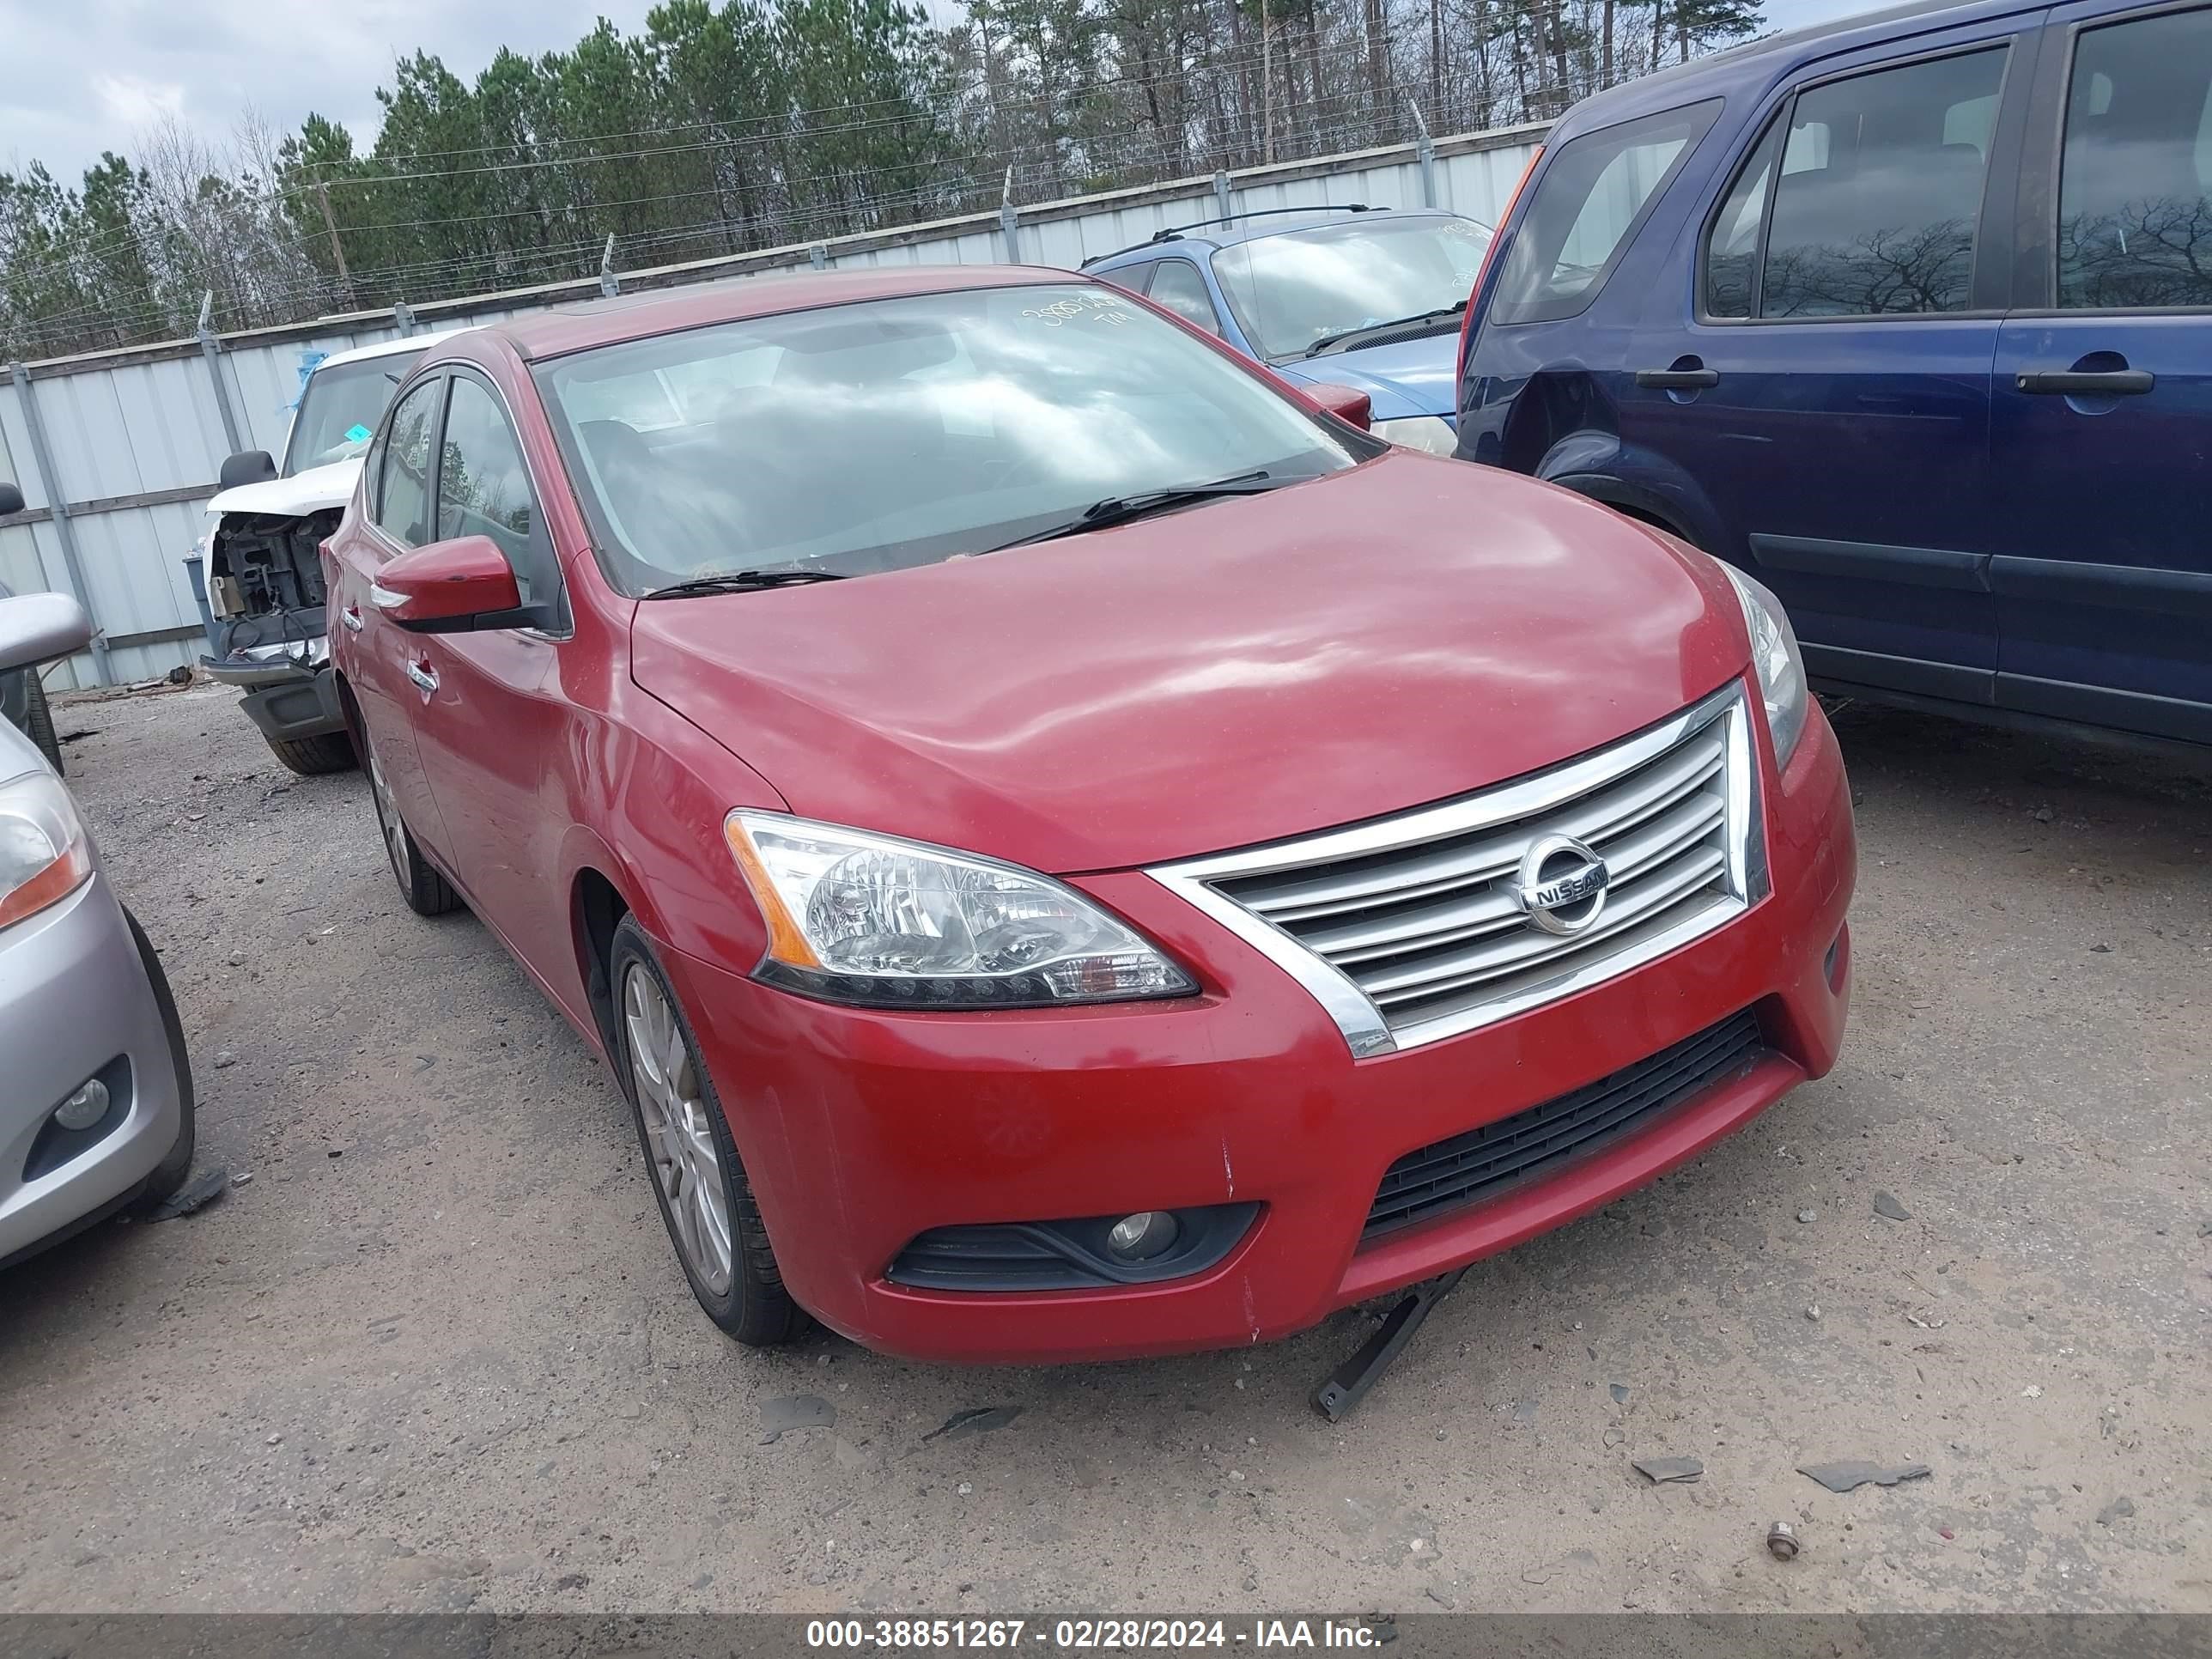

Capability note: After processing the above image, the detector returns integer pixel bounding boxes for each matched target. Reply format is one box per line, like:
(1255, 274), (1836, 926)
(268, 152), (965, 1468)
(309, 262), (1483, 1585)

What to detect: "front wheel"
(265, 731), (357, 775)
(610, 915), (801, 1347)
(125, 909), (197, 1210)
(21, 675), (63, 775)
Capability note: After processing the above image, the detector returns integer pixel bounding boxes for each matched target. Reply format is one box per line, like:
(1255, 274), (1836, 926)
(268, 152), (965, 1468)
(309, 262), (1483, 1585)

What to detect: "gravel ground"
(1, 683), (2207, 1614)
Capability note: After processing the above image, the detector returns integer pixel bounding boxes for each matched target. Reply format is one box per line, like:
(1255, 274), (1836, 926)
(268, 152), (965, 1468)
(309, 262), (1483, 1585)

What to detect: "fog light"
(1106, 1211), (1180, 1261)
(54, 1079), (110, 1131)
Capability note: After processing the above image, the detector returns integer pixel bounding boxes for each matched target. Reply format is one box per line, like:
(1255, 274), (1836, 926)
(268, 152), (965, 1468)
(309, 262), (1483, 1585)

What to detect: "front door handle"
(2016, 368), (2154, 395)
(405, 659), (439, 695)
(1636, 368), (1721, 390)
(339, 605), (363, 634)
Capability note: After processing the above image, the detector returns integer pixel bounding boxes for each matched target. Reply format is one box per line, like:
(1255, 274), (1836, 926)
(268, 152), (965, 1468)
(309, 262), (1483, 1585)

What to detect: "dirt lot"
(1, 683), (2206, 1614)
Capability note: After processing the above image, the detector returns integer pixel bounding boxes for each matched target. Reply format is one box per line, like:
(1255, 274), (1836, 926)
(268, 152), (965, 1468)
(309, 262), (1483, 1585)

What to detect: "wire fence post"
(1399, 85), (1439, 209)
(195, 292), (245, 459)
(599, 234), (621, 299)
(1213, 169), (1234, 222)
(1000, 167), (1020, 264)
(7, 361), (112, 687)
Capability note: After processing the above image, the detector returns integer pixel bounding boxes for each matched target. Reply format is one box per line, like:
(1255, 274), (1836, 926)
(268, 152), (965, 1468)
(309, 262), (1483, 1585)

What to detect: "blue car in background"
(1086, 206), (1493, 453)
(1456, 0), (2212, 750)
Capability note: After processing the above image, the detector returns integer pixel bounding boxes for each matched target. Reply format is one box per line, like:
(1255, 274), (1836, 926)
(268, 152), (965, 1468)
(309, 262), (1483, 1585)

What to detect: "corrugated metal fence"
(0, 122), (1543, 690)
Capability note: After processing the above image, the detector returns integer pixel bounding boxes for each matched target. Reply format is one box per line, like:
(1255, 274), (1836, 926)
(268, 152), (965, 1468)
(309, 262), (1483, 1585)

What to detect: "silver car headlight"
(0, 771), (93, 932)
(725, 811), (1196, 1008)
(1370, 415), (1460, 456)
(1721, 564), (1809, 768)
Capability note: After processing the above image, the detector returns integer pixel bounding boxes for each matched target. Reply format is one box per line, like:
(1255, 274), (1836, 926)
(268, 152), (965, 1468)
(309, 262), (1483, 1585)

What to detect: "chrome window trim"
(1148, 678), (1766, 1058)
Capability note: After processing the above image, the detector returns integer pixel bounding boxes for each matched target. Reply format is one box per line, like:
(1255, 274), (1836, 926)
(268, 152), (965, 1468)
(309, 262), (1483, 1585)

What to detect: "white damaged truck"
(199, 330), (458, 774)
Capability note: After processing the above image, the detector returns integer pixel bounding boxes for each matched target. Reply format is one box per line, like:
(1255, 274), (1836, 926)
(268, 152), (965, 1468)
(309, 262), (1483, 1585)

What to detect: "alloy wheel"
(367, 744), (411, 890)
(623, 964), (734, 1296)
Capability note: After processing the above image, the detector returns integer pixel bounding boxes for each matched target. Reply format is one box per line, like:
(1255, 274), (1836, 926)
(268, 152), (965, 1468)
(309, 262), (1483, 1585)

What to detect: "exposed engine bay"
(205, 507), (341, 657)
(200, 502), (353, 775)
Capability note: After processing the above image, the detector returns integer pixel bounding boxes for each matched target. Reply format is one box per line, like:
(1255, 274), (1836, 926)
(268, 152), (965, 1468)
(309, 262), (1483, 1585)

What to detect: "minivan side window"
(1755, 48), (2008, 318)
(2058, 6), (2212, 308)
(1491, 100), (1720, 325)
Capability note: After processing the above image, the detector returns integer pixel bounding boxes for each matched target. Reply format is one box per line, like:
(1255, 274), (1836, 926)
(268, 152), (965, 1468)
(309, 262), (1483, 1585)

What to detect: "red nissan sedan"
(325, 266), (1854, 1364)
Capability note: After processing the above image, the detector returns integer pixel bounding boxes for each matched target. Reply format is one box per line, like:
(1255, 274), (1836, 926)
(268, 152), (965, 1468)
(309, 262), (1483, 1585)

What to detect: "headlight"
(0, 771), (94, 932)
(724, 811), (1197, 1009)
(1720, 564), (1809, 767)
(1370, 415), (1460, 456)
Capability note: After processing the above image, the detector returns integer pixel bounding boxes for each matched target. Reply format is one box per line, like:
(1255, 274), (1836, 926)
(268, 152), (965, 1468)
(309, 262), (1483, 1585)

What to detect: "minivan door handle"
(404, 659), (439, 695)
(338, 605), (363, 634)
(1636, 368), (1721, 390)
(2016, 368), (2154, 395)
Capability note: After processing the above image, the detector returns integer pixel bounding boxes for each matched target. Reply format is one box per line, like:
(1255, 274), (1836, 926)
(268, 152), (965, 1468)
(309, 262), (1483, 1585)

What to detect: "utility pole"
(1261, 0), (1277, 165)
(314, 180), (356, 310)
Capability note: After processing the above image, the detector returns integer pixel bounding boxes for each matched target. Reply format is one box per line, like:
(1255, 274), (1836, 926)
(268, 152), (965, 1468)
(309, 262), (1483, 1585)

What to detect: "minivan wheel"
(363, 734), (459, 917)
(609, 915), (801, 1347)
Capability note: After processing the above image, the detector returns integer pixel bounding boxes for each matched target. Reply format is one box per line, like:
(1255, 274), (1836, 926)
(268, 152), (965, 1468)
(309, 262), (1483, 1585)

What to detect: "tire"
(125, 908), (198, 1210)
(21, 675), (63, 776)
(362, 728), (460, 917)
(265, 730), (357, 775)
(609, 915), (801, 1347)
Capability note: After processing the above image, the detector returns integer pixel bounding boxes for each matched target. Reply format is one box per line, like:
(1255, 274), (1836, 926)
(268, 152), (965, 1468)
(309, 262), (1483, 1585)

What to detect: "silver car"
(0, 588), (196, 1266)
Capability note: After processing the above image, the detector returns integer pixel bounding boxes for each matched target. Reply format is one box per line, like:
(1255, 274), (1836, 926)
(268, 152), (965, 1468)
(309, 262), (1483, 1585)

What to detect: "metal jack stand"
(1311, 1267), (1468, 1423)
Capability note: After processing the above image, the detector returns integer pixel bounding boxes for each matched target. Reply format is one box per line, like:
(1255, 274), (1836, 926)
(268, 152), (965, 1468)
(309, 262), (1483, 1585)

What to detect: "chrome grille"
(1151, 681), (1765, 1055)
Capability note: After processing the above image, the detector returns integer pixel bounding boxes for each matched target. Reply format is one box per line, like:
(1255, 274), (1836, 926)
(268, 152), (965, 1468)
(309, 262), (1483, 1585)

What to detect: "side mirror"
(1304, 382), (1373, 432)
(371, 536), (524, 634)
(0, 481), (26, 517)
(218, 450), (279, 490)
(0, 592), (92, 676)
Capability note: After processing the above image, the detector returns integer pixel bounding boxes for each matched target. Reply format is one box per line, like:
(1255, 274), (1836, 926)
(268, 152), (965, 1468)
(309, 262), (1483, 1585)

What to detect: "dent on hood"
(628, 459), (1739, 874)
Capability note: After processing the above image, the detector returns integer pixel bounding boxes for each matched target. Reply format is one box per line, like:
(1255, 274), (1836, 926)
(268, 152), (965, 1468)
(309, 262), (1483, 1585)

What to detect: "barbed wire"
(3, 4), (1691, 356)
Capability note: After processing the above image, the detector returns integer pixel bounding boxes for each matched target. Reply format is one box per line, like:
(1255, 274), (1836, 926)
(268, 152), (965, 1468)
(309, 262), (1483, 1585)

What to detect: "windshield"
(282, 352), (428, 476)
(1210, 216), (1494, 360)
(533, 283), (1374, 592)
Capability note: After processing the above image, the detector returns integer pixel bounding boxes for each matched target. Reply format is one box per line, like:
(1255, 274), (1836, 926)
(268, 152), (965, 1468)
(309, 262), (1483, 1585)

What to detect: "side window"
(436, 375), (559, 611)
(1704, 118), (1787, 319)
(1491, 100), (1721, 325)
(437, 380), (538, 558)
(1100, 258), (1154, 295)
(1146, 259), (1222, 334)
(1759, 47), (2008, 317)
(374, 378), (443, 550)
(2058, 6), (2212, 308)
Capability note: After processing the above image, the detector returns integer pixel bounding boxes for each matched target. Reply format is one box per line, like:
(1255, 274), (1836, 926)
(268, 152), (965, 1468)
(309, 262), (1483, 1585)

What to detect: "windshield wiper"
(639, 569), (849, 599)
(983, 471), (1282, 552)
(1304, 300), (1468, 358)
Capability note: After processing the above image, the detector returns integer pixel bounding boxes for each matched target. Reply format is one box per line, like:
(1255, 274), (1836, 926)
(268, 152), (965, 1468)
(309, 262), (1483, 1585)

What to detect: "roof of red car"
(498, 264), (1083, 361)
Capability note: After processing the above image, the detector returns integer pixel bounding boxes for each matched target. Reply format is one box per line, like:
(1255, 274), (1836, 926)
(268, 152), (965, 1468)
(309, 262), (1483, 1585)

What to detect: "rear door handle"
(339, 605), (363, 634)
(2016, 369), (2154, 395)
(1636, 368), (1721, 390)
(405, 660), (439, 695)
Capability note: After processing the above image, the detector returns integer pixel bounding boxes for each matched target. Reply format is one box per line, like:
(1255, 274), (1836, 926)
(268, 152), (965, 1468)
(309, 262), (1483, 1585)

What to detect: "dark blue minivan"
(1456, 0), (2212, 748)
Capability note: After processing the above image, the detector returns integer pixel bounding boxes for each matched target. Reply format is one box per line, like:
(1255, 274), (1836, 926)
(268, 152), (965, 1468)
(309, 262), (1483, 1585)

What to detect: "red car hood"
(629, 451), (1750, 874)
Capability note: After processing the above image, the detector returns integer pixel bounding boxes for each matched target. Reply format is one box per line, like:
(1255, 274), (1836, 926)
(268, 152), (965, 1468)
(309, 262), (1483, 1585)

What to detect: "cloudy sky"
(3, 0), (1880, 186)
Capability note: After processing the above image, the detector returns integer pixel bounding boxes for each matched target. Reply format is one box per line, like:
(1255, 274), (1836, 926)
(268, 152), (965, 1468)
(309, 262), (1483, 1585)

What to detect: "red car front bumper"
(661, 706), (1855, 1364)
